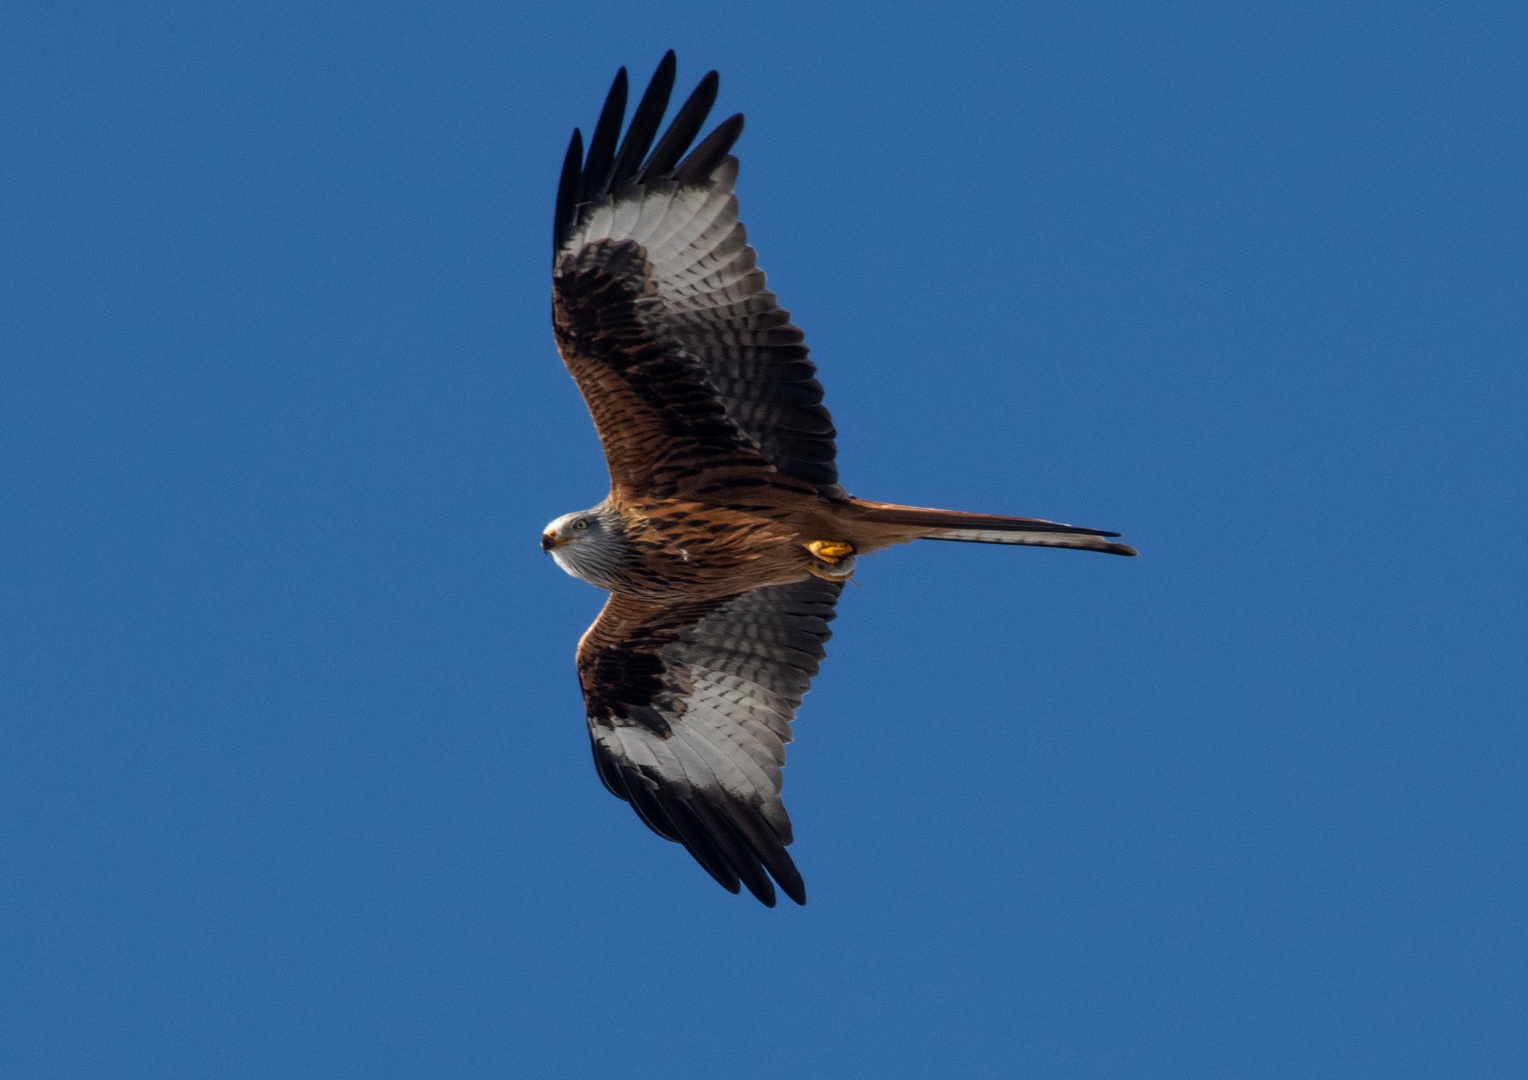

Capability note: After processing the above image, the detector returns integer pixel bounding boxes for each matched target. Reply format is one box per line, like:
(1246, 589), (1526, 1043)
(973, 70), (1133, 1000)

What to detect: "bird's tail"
(848, 499), (1138, 556)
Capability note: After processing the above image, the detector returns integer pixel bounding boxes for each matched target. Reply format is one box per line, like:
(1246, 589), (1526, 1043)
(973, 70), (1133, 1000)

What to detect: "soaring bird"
(545, 53), (1136, 907)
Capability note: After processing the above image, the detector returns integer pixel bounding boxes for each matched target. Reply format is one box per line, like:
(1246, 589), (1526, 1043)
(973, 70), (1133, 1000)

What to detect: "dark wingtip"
(780, 874), (806, 906)
(560, 57), (747, 261)
(1105, 543), (1139, 557)
(672, 112), (744, 186)
(608, 52), (677, 191)
(637, 68), (719, 182)
(553, 127), (584, 260)
(579, 67), (629, 206)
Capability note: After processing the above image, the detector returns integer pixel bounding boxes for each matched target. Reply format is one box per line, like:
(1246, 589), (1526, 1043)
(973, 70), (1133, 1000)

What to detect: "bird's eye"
(573, 519), (588, 530)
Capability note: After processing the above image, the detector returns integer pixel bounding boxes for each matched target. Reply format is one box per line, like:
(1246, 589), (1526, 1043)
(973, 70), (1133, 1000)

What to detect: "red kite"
(545, 53), (1135, 906)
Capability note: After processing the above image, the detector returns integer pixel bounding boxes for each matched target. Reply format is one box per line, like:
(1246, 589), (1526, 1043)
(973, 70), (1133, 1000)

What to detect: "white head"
(541, 504), (626, 589)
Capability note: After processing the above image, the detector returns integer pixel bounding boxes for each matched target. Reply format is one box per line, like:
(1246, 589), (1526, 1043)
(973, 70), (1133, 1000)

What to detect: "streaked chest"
(614, 501), (803, 600)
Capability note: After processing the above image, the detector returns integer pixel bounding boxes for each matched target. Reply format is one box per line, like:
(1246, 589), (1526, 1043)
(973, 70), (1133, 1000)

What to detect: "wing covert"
(575, 579), (843, 906)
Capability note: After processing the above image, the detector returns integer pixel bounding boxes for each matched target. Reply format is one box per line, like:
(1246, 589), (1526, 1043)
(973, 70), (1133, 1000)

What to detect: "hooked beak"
(541, 531), (563, 553)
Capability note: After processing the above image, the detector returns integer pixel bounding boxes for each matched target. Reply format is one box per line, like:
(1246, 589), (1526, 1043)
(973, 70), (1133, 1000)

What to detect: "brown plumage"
(543, 53), (1136, 907)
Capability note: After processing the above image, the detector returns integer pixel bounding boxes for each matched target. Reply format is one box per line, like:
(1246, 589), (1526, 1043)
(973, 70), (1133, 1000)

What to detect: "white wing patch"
(588, 657), (798, 841)
(558, 159), (763, 327)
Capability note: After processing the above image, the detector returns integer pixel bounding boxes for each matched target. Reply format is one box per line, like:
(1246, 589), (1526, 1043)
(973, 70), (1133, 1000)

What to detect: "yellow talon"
(807, 540), (855, 563)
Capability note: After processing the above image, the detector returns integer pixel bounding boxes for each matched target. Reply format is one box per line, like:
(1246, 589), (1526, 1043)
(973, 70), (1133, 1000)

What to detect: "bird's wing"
(576, 577), (843, 906)
(552, 53), (843, 504)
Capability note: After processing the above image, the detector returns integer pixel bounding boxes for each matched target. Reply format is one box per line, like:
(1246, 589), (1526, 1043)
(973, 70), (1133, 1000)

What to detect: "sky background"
(3, 2), (1525, 1077)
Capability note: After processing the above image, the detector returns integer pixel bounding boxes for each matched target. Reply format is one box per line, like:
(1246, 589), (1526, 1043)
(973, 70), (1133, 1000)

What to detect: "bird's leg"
(806, 554), (857, 581)
(805, 540), (855, 563)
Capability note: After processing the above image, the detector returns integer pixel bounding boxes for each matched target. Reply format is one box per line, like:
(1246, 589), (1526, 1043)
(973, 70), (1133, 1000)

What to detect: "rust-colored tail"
(849, 499), (1138, 556)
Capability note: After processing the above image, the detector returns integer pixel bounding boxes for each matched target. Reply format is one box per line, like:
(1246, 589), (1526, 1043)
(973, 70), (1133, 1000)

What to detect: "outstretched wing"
(552, 52), (844, 504)
(575, 578), (843, 906)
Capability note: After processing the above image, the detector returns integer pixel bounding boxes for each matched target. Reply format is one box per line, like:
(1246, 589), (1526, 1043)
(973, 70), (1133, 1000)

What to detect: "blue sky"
(3, 2), (1525, 1076)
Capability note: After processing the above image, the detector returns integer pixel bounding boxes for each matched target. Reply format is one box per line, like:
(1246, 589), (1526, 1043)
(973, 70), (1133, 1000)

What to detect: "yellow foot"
(806, 540), (855, 563)
(806, 540), (857, 582)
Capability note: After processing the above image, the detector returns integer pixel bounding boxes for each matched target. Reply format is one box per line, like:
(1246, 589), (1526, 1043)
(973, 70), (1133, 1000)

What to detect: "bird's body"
(543, 54), (1135, 907)
(547, 498), (808, 601)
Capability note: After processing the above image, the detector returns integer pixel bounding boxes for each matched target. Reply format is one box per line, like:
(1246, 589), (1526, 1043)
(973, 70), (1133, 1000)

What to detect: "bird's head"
(541, 505), (624, 589)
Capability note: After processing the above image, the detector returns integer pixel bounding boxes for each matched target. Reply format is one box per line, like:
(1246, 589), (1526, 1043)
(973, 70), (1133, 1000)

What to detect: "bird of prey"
(544, 53), (1136, 907)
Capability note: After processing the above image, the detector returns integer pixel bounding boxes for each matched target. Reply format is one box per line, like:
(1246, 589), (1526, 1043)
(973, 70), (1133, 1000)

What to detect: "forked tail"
(849, 499), (1138, 556)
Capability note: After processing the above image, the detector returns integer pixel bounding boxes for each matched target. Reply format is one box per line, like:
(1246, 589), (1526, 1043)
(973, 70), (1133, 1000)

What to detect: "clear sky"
(4, 2), (1525, 1077)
